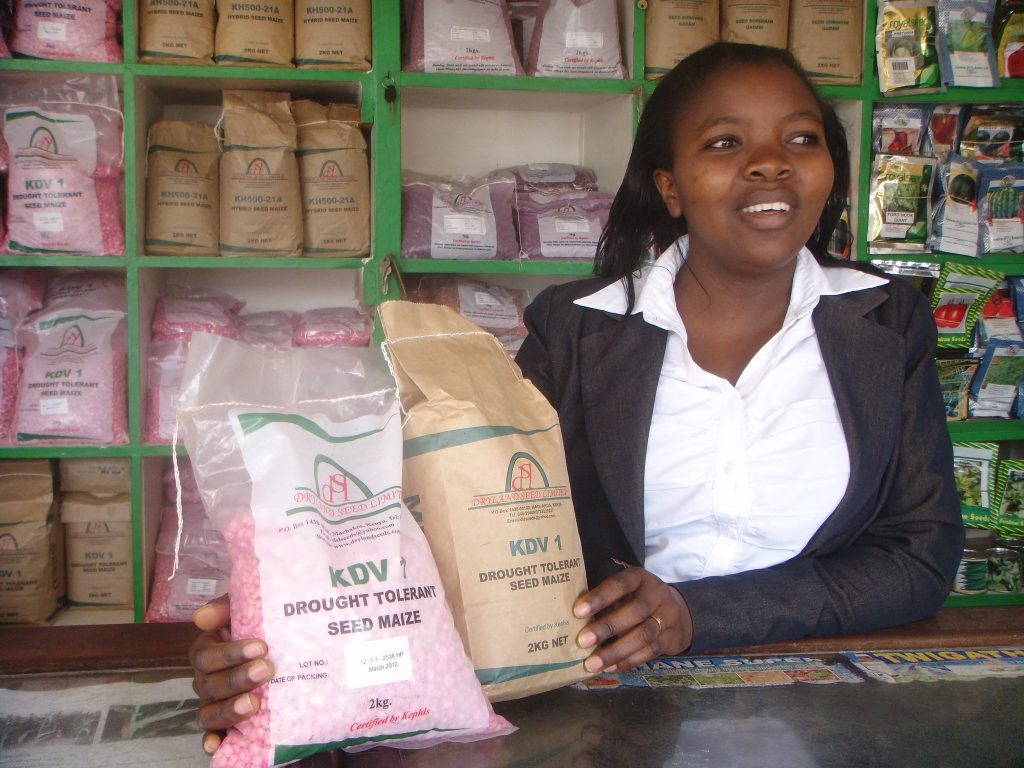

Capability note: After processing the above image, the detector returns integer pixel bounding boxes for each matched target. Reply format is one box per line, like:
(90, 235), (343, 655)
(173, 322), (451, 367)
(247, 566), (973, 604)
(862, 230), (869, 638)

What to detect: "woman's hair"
(594, 42), (850, 286)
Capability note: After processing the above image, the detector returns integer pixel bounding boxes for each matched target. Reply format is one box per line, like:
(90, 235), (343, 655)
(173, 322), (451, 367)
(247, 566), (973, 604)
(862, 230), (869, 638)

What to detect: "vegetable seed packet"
(937, 357), (980, 419)
(930, 261), (1003, 348)
(978, 164), (1024, 253)
(930, 154), (980, 257)
(937, 0), (999, 88)
(958, 108), (1024, 163)
(952, 441), (999, 526)
(969, 338), (1024, 417)
(873, 104), (928, 155)
(868, 154), (937, 253)
(993, 459), (1024, 535)
(877, 1), (942, 94)
(926, 104), (964, 161)
(995, 2), (1024, 78)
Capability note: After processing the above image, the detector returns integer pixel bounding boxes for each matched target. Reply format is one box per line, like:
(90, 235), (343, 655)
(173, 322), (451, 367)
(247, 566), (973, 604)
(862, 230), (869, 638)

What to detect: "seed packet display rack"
(0, 1), (1019, 631)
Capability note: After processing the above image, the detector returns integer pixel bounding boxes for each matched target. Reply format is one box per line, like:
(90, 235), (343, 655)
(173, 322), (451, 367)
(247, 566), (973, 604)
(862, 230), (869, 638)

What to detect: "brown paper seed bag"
(645, 0), (719, 80)
(214, 0), (294, 66)
(219, 91), (303, 257)
(292, 101), (370, 257)
(138, 0), (215, 64)
(59, 457), (132, 494)
(61, 492), (132, 607)
(788, 0), (862, 85)
(379, 300), (592, 702)
(0, 459), (64, 624)
(295, 0), (372, 69)
(721, 0), (791, 48)
(145, 120), (220, 256)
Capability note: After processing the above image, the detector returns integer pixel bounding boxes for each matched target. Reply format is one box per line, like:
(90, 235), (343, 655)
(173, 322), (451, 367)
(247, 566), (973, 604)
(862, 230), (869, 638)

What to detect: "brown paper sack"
(0, 459), (64, 624)
(145, 120), (220, 256)
(59, 457), (132, 494)
(379, 300), (592, 702)
(220, 91), (303, 257)
(788, 0), (862, 85)
(721, 0), (790, 48)
(293, 101), (370, 257)
(645, 0), (719, 79)
(61, 492), (133, 607)
(295, 0), (372, 69)
(138, 0), (215, 64)
(215, 0), (294, 66)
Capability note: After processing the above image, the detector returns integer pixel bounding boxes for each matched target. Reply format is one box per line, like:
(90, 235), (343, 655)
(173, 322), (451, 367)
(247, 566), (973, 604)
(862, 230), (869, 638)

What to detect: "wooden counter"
(1, 605), (1022, 675)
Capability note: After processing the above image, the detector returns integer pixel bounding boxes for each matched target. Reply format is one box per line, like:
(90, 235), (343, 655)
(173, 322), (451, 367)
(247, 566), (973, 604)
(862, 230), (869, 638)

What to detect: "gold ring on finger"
(651, 614), (664, 635)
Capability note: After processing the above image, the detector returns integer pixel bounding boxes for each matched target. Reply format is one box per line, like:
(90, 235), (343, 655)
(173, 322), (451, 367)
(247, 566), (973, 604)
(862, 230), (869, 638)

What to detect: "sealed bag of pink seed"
(175, 333), (514, 767)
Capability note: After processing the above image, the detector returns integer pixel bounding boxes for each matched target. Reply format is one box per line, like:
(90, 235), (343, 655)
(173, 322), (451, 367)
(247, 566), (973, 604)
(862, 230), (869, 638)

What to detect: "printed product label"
(536, 207), (601, 259)
(456, 282), (518, 329)
(565, 31), (603, 49)
(37, 21), (67, 41)
(186, 577), (219, 596)
(451, 26), (491, 43)
(429, 187), (498, 258)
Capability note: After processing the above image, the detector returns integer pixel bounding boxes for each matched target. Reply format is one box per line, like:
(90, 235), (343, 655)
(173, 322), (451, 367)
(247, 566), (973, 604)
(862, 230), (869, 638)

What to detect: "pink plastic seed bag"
(175, 334), (514, 766)
(292, 306), (371, 348)
(528, 0), (626, 78)
(1, 74), (125, 255)
(515, 191), (613, 261)
(146, 506), (230, 623)
(15, 270), (126, 444)
(11, 0), (122, 62)
(407, 0), (522, 74)
(0, 268), (46, 442)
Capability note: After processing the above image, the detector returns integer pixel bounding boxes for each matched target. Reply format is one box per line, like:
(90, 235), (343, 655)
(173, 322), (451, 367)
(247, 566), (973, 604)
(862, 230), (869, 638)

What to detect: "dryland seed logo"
(174, 158), (200, 175)
(246, 157), (272, 176)
(85, 521), (112, 535)
(507, 452), (549, 491)
(319, 160), (343, 178)
(38, 318), (100, 359)
(469, 452), (570, 509)
(288, 454), (402, 522)
(29, 126), (58, 154)
(0, 533), (18, 551)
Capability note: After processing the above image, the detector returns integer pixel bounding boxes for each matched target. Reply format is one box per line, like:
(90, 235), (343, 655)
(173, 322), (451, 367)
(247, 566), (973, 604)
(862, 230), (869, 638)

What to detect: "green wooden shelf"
(947, 421), (1024, 441)
(396, 257), (596, 276)
(0, 58), (126, 75)
(399, 71), (638, 94)
(134, 63), (372, 83)
(138, 256), (368, 269)
(5, 1), (1024, 627)
(0, 255), (129, 268)
(943, 592), (1024, 608)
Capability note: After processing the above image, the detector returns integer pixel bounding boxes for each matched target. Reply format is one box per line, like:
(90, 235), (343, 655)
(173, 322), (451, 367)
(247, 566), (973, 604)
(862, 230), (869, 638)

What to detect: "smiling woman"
(514, 42), (964, 671)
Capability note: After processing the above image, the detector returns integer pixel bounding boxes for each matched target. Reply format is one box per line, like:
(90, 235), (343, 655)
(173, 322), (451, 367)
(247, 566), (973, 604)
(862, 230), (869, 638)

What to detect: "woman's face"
(653, 62), (835, 278)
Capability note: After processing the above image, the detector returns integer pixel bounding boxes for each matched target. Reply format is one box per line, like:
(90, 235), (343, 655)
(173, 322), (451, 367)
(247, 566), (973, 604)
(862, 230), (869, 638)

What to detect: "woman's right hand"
(189, 595), (275, 755)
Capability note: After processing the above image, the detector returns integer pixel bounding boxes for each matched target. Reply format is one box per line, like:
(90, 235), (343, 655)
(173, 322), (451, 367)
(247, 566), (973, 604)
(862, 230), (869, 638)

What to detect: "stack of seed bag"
(0, 459), (64, 624)
(58, 458), (132, 608)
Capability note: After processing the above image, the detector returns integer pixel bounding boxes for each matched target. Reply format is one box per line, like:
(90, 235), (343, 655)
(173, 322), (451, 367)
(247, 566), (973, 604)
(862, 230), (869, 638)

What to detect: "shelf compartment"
(397, 257), (596, 276)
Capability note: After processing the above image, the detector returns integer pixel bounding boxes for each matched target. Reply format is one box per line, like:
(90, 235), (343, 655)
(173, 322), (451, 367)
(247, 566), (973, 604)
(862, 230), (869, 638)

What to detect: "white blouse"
(574, 237), (888, 583)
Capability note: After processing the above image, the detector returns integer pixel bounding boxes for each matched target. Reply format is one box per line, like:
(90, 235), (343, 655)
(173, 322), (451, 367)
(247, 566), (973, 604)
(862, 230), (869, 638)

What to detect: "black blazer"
(515, 260), (964, 653)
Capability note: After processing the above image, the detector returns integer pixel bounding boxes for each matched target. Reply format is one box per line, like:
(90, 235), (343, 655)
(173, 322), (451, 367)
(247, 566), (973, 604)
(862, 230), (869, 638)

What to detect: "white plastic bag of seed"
(175, 332), (514, 767)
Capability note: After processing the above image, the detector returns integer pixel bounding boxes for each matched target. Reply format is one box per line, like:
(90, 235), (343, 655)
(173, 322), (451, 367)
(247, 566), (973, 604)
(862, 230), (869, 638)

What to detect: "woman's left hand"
(574, 567), (693, 673)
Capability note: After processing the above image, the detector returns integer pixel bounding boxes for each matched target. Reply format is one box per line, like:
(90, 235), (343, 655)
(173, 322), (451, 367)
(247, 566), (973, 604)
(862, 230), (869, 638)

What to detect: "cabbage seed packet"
(877, 1), (941, 94)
